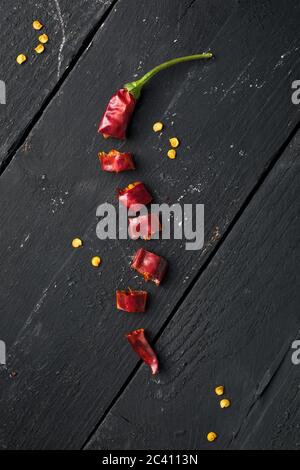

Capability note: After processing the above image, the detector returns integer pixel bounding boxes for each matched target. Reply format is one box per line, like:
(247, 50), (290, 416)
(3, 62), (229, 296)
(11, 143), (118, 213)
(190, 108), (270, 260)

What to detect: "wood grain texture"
(0, 0), (299, 449)
(86, 130), (300, 451)
(0, 0), (115, 169)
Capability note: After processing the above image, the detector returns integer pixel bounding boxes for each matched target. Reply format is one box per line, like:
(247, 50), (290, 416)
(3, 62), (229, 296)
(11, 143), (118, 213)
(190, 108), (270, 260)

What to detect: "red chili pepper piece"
(116, 290), (148, 313)
(98, 149), (135, 173)
(128, 214), (161, 240)
(126, 328), (158, 375)
(98, 88), (136, 140)
(118, 182), (153, 209)
(131, 248), (167, 286)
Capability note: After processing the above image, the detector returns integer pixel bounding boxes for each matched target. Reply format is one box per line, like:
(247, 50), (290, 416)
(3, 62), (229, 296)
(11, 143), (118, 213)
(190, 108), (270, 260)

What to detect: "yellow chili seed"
(16, 54), (27, 64)
(91, 256), (101, 267)
(167, 149), (176, 159)
(39, 34), (49, 44)
(215, 385), (224, 396)
(72, 238), (83, 248)
(33, 20), (43, 30)
(207, 432), (217, 442)
(220, 399), (231, 409)
(35, 43), (45, 54)
(169, 137), (180, 148)
(127, 183), (135, 189)
(153, 122), (164, 132)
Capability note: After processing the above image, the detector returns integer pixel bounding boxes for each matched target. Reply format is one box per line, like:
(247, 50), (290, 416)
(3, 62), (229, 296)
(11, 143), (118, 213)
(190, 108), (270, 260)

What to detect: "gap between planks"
(0, 0), (120, 177)
(81, 119), (300, 450)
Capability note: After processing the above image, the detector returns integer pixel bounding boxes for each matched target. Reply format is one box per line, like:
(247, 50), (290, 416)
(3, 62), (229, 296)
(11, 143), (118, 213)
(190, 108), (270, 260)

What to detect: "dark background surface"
(0, 0), (299, 450)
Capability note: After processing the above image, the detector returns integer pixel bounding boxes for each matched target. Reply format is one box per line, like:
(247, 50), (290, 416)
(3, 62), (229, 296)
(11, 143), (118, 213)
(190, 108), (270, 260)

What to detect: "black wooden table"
(0, 0), (299, 450)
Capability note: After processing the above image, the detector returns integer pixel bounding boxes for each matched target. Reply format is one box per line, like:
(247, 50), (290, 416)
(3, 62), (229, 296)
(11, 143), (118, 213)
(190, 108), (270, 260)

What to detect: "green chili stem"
(124, 53), (213, 99)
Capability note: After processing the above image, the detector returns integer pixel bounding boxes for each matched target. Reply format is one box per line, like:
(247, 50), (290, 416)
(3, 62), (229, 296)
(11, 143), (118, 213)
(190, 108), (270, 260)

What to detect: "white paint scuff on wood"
(54, 0), (66, 78)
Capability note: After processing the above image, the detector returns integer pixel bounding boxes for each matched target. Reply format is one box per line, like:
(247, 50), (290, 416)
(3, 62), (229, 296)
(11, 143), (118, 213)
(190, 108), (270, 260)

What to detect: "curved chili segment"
(116, 290), (148, 313)
(98, 88), (136, 140)
(128, 214), (161, 240)
(131, 248), (167, 286)
(126, 328), (158, 375)
(98, 150), (135, 173)
(118, 182), (153, 209)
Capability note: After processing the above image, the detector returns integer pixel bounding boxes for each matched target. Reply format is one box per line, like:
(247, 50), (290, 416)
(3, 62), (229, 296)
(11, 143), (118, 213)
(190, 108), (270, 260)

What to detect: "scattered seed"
(169, 137), (180, 148)
(39, 34), (49, 44)
(167, 149), (176, 159)
(220, 399), (231, 409)
(207, 432), (217, 442)
(35, 43), (45, 54)
(91, 256), (101, 267)
(16, 54), (27, 64)
(72, 238), (83, 248)
(33, 20), (43, 30)
(215, 385), (224, 396)
(153, 122), (164, 132)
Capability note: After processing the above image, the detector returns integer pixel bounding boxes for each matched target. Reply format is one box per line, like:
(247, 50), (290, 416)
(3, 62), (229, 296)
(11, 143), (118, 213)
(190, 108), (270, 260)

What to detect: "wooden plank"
(0, 0), (299, 449)
(230, 342), (300, 450)
(0, 0), (116, 169)
(86, 129), (300, 450)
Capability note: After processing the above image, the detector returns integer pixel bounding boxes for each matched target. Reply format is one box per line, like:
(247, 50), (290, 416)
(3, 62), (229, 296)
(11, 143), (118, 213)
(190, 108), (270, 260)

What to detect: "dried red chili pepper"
(128, 214), (161, 240)
(116, 289), (148, 313)
(126, 328), (158, 375)
(98, 149), (135, 173)
(131, 248), (167, 286)
(118, 182), (152, 209)
(98, 53), (213, 140)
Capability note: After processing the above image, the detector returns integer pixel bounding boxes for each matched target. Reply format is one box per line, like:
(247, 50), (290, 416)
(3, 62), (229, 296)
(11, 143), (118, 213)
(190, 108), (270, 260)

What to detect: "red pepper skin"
(131, 248), (167, 286)
(128, 214), (161, 240)
(98, 88), (136, 140)
(116, 290), (148, 313)
(118, 182), (153, 210)
(126, 328), (158, 375)
(98, 150), (135, 173)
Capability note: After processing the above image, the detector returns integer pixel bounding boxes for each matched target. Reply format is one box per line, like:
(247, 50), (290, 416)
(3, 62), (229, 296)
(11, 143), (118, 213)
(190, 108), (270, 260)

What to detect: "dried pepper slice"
(126, 328), (158, 375)
(118, 182), (153, 209)
(128, 214), (161, 240)
(131, 248), (167, 286)
(98, 149), (135, 173)
(116, 290), (148, 313)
